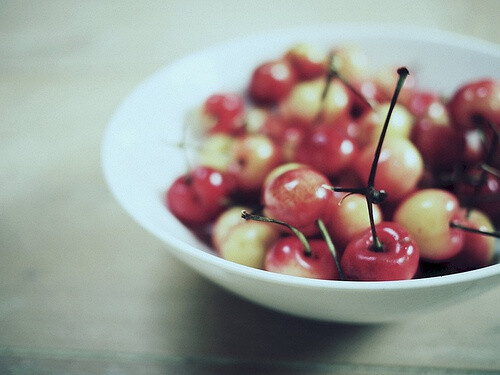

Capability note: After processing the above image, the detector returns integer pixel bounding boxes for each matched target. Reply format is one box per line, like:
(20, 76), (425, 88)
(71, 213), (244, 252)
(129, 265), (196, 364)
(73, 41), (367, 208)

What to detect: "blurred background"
(1, 0), (499, 373)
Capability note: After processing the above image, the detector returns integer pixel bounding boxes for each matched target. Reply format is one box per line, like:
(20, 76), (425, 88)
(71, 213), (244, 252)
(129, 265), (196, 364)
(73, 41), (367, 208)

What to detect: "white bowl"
(101, 24), (500, 323)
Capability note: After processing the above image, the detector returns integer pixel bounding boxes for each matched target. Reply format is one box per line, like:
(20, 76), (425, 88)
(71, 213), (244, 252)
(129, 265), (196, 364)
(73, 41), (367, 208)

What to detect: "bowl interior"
(102, 24), (500, 322)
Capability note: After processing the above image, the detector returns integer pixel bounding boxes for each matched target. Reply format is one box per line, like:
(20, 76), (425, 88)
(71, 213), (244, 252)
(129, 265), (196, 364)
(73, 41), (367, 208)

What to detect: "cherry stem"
(315, 52), (373, 124)
(241, 210), (312, 256)
(450, 221), (500, 239)
(317, 219), (345, 280)
(367, 67), (409, 187)
(480, 163), (500, 178)
(365, 67), (409, 251)
(327, 52), (373, 109)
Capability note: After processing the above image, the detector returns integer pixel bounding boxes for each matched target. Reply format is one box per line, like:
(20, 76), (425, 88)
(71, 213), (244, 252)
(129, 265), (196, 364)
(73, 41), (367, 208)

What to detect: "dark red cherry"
(341, 222), (420, 281)
(249, 59), (297, 105)
(166, 166), (235, 226)
(448, 79), (500, 131)
(293, 124), (358, 177)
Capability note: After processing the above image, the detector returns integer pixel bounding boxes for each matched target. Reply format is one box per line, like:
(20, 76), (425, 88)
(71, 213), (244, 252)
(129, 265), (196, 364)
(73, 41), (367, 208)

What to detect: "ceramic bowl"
(102, 24), (500, 323)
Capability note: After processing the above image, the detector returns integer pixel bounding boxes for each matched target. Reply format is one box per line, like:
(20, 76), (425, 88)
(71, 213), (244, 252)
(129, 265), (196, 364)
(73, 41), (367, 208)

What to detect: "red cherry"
(448, 79), (500, 131)
(264, 237), (340, 279)
(293, 124), (358, 177)
(262, 166), (332, 235)
(249, 59), (297, 105)
(202, 93), (245, 134)
(166, 166), (235, 226)
(411, 117), (465, 171)
(341, 222), (420, 281)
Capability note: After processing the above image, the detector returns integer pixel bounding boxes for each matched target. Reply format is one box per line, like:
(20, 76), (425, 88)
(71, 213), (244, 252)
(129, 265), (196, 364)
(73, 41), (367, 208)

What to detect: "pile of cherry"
(166, 43), (499, 281)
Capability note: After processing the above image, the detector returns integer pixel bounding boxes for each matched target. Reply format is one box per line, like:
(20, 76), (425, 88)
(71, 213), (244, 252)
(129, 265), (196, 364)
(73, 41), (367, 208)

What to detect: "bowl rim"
(102, 22), (500, 293)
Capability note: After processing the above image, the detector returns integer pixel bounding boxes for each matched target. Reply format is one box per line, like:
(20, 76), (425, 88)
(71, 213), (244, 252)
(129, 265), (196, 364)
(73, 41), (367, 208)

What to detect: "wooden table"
(1, 1), (499, 373)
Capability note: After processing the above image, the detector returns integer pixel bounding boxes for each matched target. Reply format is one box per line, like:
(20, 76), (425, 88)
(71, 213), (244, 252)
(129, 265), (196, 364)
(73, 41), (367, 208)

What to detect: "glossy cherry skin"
(326, 193), (383, 251)
(227, 134), (283, 191)
(293, 124), (358, 177)
(340, 222), (420, 281)
(166, 166), (236, 226)
(448, 79), (500, 131)
(262, 166), (332, 235)
(264, 237), (340, 280)
(279, 78), (351, 127)
(355, 138), (424, 202)
(218, 220), (280, 269)
(248, 59), (297, 105)
(394, 189), (466, 261)
(202, 93), (245, 134)
(357, 102), (414, 146)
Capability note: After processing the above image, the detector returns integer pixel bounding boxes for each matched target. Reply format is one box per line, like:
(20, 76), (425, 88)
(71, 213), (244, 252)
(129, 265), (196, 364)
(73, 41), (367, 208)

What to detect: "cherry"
(293, 123), (358, 177)
(202, 93), (245, 134)
(394, 189), (466, 261)
(341, 222), (420, 281)
(448, 209), (497, 271)
(326, 193), (383, 251)
(198, 133), (234, 172)
(248, 59), (297, 105)
(330, 45), (369, 82)
(212, 205), (249, 252)
(262, 165), (332, 235)
(373, 65), (417, 106)
(455, 167), (500, 223)
(285, 43), (328, 80)
(355, 137), (424, 202)
(265, 236), (340, 279)
(242, 210), (342, 280)
(227, 133), (283, 191)
(246, 111), (305, 162)
(279, 77), (351, 126)
(166, 166), (236, 226)
(357, 102), (414, 146)
(279, 78), (325, 126)
(448, 79), (500, 131)
(407, 90), (442, 118)
(215, 208), (281, 268)
(411, 116), (465, 172)
(349, 79), (386, 117)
